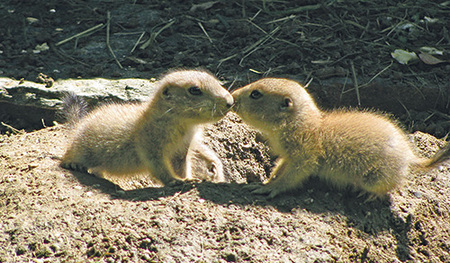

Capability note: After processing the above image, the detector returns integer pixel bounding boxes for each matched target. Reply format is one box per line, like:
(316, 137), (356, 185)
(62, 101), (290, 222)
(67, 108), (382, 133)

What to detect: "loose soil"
(1, 117), (450, 262)
(1, 1), (450, 262)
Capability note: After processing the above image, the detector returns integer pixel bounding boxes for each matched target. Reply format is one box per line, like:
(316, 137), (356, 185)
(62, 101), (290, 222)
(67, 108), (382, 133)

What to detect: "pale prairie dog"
(232, 78), (450, 199)
(60, 70), (234, 185)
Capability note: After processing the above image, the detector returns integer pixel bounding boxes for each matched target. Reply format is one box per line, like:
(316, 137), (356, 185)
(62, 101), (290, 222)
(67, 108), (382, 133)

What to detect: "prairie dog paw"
(244, 183), (282, 199)
(252, 186), (282, 199)
(166, 178), (186, 187)
(243, 183), (263, 191)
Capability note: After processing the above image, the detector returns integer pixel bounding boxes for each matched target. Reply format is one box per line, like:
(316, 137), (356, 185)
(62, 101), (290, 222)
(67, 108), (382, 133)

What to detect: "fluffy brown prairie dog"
(232, 78), (450, 199)
(60, 70), (234, 185)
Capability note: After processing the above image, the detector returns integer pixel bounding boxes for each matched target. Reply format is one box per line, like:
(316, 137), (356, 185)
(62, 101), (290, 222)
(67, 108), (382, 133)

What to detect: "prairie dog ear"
(280, 97), (293, 111)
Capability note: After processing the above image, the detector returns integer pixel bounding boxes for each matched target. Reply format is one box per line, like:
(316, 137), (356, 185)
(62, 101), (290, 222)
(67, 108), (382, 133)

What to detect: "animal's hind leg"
(360, 168), (403, 198)
(60, 161), (107, 179)
(60, 161), (88, 174)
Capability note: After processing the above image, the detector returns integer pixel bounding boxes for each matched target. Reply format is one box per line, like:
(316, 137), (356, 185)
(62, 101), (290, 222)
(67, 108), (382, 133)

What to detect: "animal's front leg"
(186, 142), (225, 183)
(247, 158), (314, 199)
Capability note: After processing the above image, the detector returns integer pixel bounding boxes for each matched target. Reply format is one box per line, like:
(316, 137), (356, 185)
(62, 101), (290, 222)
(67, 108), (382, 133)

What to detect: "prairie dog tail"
(61, 92), (88, 125)
(416, 142), (450, 170)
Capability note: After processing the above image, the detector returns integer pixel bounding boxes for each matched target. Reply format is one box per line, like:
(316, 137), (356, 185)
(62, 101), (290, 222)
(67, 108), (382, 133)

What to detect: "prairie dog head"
(232, 78), (321, 134)
(156, 70), (234, 123)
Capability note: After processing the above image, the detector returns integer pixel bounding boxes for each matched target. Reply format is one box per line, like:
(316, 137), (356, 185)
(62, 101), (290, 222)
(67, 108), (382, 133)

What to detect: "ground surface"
(1, 117), (450, 262)
(1, 0), (450, 262)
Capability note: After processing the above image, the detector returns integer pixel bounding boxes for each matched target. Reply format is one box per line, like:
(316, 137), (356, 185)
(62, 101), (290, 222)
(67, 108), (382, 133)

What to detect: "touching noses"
(225, 94), (234, 109)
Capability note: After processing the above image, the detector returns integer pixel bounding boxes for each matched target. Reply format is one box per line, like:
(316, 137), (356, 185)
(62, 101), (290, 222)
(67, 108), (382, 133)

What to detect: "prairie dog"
(60, 70), (234, 185)
(232, 78), (450, 198)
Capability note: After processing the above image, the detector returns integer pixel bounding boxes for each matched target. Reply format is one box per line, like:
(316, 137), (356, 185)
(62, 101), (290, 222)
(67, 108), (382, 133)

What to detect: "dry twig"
(55, 23), (104, 46)
(140, 19), (175, 50)
(198, 22), (213, 43)
(106, 11), (123, 69)
(350, 61), (361, 106)
(130, 32), (146, 54)
(1, 122), (23, 134)
(360, 61), (393, 88)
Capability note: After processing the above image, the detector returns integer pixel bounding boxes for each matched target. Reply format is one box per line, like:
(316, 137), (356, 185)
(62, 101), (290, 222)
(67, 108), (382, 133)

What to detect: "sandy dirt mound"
(1, 114), (449, 262)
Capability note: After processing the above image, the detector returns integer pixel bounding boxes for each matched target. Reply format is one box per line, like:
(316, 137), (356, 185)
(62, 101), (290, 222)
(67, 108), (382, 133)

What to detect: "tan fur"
(60, 70), (233, 185)
(232, 78), (450, 198)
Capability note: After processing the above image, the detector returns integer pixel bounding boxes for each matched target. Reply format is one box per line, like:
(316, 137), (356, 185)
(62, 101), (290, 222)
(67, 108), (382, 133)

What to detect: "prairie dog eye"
(188, 86), (202, 96)
(250, 90), (263, 100)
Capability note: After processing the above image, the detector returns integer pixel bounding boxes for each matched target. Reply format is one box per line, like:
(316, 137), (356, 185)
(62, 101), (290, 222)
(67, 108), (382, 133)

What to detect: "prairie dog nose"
(225, 93), (234, 108)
